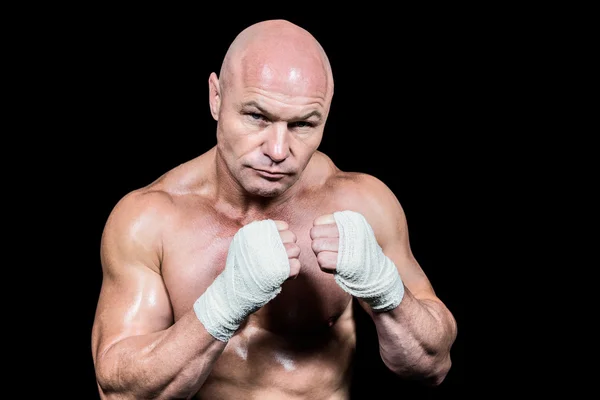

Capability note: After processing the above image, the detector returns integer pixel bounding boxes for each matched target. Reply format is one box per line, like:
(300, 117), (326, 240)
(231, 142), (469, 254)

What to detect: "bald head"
(219, 19), (333, 101)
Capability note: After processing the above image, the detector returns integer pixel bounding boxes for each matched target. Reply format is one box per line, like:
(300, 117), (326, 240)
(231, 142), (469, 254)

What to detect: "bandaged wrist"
(193, 219), (290, 341)
(333, 210), (404, 312)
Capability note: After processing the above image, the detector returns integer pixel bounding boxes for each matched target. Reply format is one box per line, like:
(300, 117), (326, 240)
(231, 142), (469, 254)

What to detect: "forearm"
(368, 290), (457, 384)
(96, 312), (226, 399)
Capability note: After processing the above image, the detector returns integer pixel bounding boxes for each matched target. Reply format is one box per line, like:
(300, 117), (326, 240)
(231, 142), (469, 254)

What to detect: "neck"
(211, 147), (304, 220)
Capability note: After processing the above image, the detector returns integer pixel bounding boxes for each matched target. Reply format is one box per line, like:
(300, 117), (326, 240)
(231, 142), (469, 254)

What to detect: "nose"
(262, 123), (290, 163)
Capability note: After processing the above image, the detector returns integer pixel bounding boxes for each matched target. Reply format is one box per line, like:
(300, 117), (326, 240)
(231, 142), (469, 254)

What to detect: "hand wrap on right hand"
(193, 220), (290, 342)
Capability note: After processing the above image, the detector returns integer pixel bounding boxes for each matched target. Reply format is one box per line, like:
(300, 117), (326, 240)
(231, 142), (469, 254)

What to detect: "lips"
(253, 168), (289, 179)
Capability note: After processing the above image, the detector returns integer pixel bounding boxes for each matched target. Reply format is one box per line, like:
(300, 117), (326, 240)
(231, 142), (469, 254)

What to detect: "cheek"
(220, 117), (261, 156)
(292, 132), (321, 157)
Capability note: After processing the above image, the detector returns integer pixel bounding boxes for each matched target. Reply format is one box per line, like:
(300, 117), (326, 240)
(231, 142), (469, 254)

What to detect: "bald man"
(91, 19), (457, 399)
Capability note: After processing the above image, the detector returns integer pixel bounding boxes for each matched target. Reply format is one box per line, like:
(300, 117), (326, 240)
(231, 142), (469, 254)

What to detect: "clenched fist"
(194, 218), (302, 342)
(309, 210), (405, 312)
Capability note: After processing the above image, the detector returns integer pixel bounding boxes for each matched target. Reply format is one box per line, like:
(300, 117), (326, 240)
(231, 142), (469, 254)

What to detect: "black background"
(34, 6), (484, 398)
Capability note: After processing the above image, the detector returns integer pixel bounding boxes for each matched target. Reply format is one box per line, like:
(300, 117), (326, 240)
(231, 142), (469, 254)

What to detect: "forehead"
(238, 52), (329, 102)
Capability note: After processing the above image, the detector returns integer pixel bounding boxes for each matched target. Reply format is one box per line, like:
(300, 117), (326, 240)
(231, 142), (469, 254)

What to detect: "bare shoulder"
(327, 167), (408, 248)
(101, 186), (177, 274)
(101, 152), (215, 272)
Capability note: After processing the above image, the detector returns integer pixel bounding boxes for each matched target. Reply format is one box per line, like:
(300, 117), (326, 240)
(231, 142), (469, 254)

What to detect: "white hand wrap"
(333, 210), (404, 312)
(193, 219), (290, 342)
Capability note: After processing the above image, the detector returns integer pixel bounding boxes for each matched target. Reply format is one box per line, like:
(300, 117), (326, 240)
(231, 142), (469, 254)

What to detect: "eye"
(290, 121), (313, 129)
(247, 113), (265, 121)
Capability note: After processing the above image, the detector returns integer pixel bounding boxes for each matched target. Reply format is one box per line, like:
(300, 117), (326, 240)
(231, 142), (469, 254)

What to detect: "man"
(91, 19), (457, 399)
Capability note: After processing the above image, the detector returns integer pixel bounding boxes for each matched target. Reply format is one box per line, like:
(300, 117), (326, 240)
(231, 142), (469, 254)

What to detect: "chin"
(247, 184), (288, 198)
(245, 178), (296, 198)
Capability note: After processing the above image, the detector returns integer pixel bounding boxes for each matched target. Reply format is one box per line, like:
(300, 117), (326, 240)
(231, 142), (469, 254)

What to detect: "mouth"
(252, 168), (290, 181)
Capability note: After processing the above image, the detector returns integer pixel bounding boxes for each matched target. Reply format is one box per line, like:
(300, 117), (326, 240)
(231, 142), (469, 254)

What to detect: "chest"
(161, 206), (352, 333)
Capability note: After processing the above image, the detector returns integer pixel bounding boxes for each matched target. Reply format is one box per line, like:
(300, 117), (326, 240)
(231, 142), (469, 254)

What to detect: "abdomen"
(196, 301), (356, 399)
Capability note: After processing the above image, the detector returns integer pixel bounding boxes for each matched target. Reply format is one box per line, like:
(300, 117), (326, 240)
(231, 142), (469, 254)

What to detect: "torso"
(154, 150), (362, 399)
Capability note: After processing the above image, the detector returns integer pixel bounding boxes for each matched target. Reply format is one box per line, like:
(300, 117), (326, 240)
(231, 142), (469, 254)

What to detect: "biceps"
(93, 263), (173, 355)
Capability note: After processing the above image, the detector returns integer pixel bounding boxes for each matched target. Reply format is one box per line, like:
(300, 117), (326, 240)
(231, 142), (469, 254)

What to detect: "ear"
(208, 72), (221, 121)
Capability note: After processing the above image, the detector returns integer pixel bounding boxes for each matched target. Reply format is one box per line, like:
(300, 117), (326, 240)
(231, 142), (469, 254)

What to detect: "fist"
(310, 214), (339, 274)
(274, 220), (301, 279)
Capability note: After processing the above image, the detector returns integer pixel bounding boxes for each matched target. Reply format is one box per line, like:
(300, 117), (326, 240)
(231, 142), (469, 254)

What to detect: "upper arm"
(92, 190), (175, 363)
(355, 175), (438, 301)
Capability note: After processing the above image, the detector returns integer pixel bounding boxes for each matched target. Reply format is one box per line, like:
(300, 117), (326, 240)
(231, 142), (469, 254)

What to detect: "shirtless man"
(91, 19), (458, 399)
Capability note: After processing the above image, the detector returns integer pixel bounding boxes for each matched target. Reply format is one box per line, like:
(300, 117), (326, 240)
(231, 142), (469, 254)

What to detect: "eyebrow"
(241, 101), (322, 121)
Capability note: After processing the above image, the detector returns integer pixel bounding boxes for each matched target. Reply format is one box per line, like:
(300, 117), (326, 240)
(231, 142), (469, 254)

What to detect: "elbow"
(94, 356), (162, 399)
(94, 357), (116, 396)
(383, 302), (457, 386)
(94, 344), (126, 398)
(95, 358), (133, 400)
(422, 355), (452, 386)
(384, 352), (452, 387)
(95, 356), (200, 400)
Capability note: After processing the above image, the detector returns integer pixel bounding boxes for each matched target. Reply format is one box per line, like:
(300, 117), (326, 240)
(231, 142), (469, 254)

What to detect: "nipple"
(327, 315), (339, 327)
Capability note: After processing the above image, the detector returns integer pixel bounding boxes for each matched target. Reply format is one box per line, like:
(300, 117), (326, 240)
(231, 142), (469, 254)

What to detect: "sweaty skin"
(92, 19), (457, 400)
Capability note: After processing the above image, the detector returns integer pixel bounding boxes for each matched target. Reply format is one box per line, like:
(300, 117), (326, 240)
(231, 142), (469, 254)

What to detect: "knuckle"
(311, 239), (321, 253)
(280, 230), (292, 243)
(285, 242), (300, 257)
(289, 259), (301, 273)
(317, 251), (328, 265)
(274, 220), (288, 231)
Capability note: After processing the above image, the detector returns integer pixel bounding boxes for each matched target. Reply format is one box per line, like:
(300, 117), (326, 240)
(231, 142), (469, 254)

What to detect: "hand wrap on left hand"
(333, 210), (405, 312)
